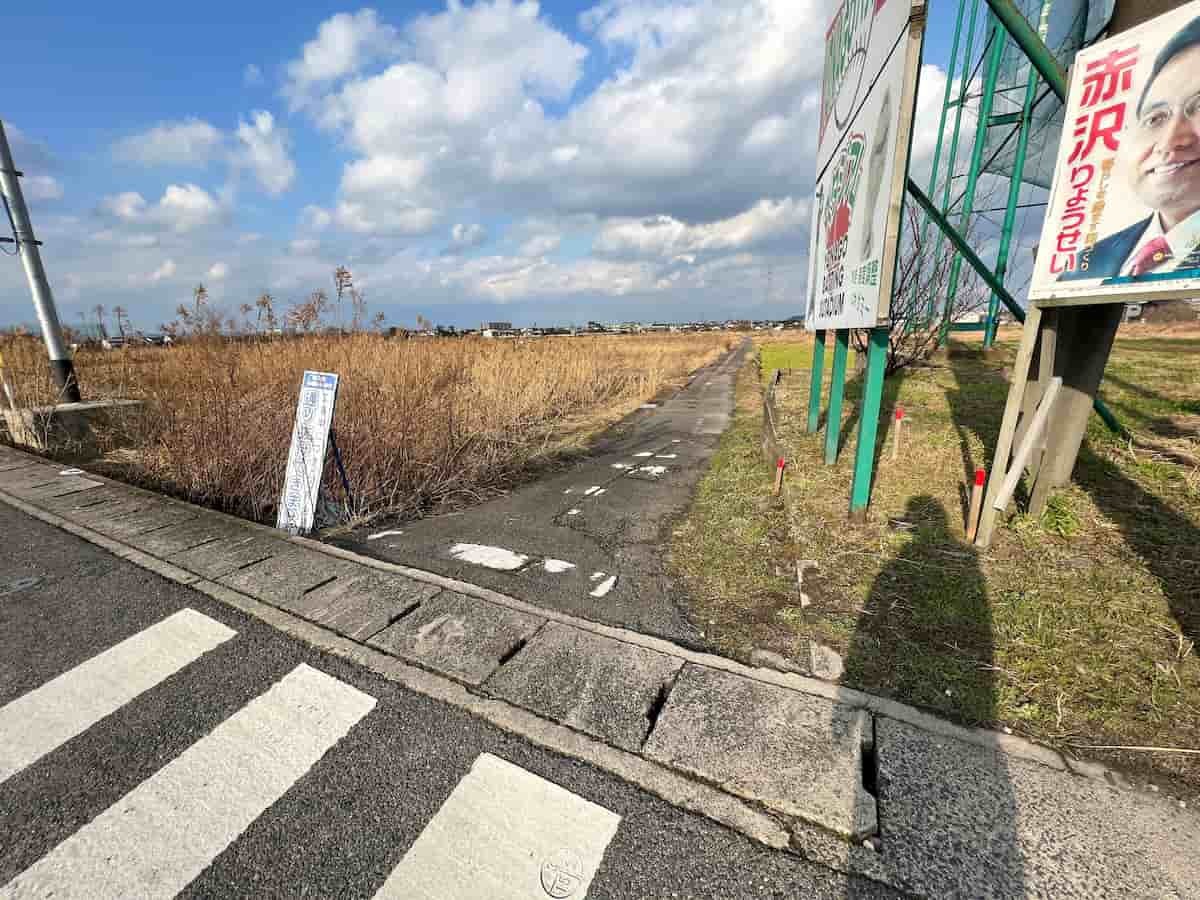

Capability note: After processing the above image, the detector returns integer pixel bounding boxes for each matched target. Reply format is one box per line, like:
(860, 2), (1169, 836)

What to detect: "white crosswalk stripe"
(1, 663), (376, 900)
(376, 753), (621, 900)
(0, 608), (235, 785)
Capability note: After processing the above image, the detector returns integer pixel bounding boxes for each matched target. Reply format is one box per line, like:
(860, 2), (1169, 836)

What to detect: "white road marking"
(374, 753), (620, 900)
(58, 468), (84, 476)
(543, 559), (576, 574)
(368, 529), (405, 541)
(672, 439), (681, 443)
(655, 454), (678, 459)
(0, 609), (235, 785)
(589, 575), (618, 598)
(633, 452), (654, 458)
(594, 488), (607, 496)
(566, 508), (581, 516)
(563, 488), (574, 495)
(2, 664), (375, 900)
(449, 543), (530, 571)
(635, 465), (667, 477)
(583, 486), (602, 496)
(640, 403), (657, 409)
(610, 463), (631, 470)
(590, 572), (605, 581)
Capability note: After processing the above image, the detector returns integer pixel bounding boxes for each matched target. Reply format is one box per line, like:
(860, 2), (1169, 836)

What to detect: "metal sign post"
(277, 371), (340, 535)
(0, 120), (81, 403)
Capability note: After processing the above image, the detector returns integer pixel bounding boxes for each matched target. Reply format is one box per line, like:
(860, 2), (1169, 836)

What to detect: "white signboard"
(808, 0), (925, 331)
(1029, 1), (1200, 306)
(277, 370), (339, 535)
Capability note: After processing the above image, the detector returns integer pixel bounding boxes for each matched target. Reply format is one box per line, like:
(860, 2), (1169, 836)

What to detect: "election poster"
(808, 0), (926, 331)
(1029, 0), (1200, 305)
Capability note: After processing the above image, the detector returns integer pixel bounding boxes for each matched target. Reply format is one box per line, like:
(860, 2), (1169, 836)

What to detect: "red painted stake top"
(895, 407), (904, 421)
(776, 457), (786, 469)
(974, 468), (986, 486)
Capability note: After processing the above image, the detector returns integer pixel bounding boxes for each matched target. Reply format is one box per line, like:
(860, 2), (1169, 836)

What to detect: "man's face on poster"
(1124, 44), (1200, 229)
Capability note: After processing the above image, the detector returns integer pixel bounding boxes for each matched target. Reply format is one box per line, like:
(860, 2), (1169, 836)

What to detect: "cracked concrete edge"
(0, 484), (793, 859)
(0, 448), (1068, 776)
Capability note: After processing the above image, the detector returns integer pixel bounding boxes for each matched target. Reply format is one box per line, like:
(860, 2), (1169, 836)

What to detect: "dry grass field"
(0, 331), (732, 526)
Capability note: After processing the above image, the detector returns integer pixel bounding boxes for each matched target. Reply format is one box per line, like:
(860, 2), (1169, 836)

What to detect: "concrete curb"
(0, 445), (1076, 777)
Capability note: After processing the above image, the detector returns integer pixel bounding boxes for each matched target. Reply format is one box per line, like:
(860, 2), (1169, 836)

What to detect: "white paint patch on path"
(655, 453), (678, 459)
(634, 452), (654, 458)
(566, 509), (581, 516)
(640, 403), (658, 409)
(368, 530), (404, 541)
(543, 559), (576, 574)
(590, 575), (618, 598)
(0, 609), (235, 785)
(374, 753), (620, 900)
(3, 665), (375, 900)
(636, 466), (667, 477)
(449, 543), (530, 571)
(611, 463), (631, 470)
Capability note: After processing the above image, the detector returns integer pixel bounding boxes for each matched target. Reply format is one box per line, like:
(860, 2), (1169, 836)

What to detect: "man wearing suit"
(1063, 16), (1200, 281)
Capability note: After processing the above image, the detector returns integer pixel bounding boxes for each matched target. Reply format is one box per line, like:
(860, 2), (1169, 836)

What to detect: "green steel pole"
(806, 329), (827, 434)
(942, 14), (1005, 341)
(824, 329), (850, 465)
(985, 0), (1067, 101)
(905, 177), (1125, 436)
(987, 0), (1053, 349)
(849, 327), (889, 517)
(929, 0), (984, 321)
(917, 0), (969, 319)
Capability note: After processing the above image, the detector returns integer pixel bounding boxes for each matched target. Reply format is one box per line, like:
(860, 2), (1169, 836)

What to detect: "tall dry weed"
(1, 332), (731, 526)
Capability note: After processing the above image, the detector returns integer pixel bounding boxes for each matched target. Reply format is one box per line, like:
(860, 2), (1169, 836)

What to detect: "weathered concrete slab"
(68, 493), (150, 525)
(874, 717), (1200, 899)
(368, 591), (544, 685)
(0, 468), (64, 494)
(134, 517), (238, 556)
(168, 534), (287, 581)
(218, 546), (358, 606)
(18, 476), (104, 500)
(643, 664), (877, 840)
(282, 572), (441, 641)
(485, 622), (683, 751)
(88, 503), (196, 539)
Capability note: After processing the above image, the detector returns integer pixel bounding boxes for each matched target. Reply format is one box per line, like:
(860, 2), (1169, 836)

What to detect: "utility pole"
(0, 119), (81, 402)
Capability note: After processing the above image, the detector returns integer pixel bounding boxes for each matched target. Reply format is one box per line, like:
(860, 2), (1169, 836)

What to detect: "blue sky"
(2, 0), (967, 332)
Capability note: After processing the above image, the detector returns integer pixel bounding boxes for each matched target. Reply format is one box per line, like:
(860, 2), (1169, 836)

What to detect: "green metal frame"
(849, 327), (889, 517)
(985, 0), (1067, 100)
(806, 330), (826, 434)
(986, 0), (1053, 348)
(824, 329), (850, 465)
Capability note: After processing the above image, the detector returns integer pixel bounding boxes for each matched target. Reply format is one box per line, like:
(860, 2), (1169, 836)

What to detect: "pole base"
(50, 358), (82, 403)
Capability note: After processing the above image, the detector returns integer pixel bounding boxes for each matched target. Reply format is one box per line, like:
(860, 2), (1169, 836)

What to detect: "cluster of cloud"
(2, 0), (975, 330)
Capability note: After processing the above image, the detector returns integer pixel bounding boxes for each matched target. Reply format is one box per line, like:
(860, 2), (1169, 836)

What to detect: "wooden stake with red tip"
(773, 456), (786, 496)
(891, 406), (905, 461)
(966, 467), (986, 542)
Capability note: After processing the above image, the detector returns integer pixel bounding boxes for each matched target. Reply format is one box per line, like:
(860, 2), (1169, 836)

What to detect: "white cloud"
(334, 200), (439, 235)
(244, 63), (263, 86)
(207, 262), (229, 280)
(149, 259), (177, 282)
(289, 237), (320, 255)
(300, 205), (333, 230)
(450, 222), (487, 249)
(113, 118), (224, 167)
(25, 175), (63, 201)
(100, 183), (222, 233)
(284, 8), (399, 107)
(519, 233), (561, 257)
(596, 197), (808, 258)
(234, 110), (296, 195)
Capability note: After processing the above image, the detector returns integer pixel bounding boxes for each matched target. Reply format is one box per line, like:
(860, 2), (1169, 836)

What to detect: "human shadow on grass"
(843, 496), (1026, 897)
(1075, 446), (1200, 651)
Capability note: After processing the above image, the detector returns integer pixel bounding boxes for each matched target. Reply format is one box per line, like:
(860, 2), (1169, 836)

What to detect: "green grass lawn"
(671, 328), (1200, 790)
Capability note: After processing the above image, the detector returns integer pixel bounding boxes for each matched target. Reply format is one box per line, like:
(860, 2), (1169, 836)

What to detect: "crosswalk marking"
(0, 608), (235, 785)
(375, 753), (620, 900)
(1, 663), (376, 900)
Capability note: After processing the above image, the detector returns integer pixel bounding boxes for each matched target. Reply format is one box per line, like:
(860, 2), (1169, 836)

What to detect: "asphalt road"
(335, 341), (750, 648)
(0, 501), (897, 899)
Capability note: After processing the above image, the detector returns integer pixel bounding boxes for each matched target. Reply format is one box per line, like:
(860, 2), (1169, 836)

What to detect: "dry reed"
(1, 332), (732, 526)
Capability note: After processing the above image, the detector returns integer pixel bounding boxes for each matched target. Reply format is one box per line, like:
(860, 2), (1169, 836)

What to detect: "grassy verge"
(671, 327), (1200, 790)
(1, 332), (732, 527)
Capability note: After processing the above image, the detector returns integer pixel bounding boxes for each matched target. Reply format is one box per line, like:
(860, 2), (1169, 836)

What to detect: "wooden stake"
(891, 406), (904, 461)
(773, 456), (786, 496)
(966, 467), (986, 542)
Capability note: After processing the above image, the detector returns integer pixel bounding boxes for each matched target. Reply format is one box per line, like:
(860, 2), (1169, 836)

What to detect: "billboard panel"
(809, 0), (925, 331)
(277, 370), (339, 535)
(1028, 0), (1200, 305)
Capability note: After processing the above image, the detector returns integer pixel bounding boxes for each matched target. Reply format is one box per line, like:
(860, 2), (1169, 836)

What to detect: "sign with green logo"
(808, 0), (925, 331)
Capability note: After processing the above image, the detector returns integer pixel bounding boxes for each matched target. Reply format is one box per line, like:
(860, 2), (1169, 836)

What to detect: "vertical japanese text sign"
(277, 370), (339, 535)
(808, 0), (927, 331)
(1029, 0), (1200, 305)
